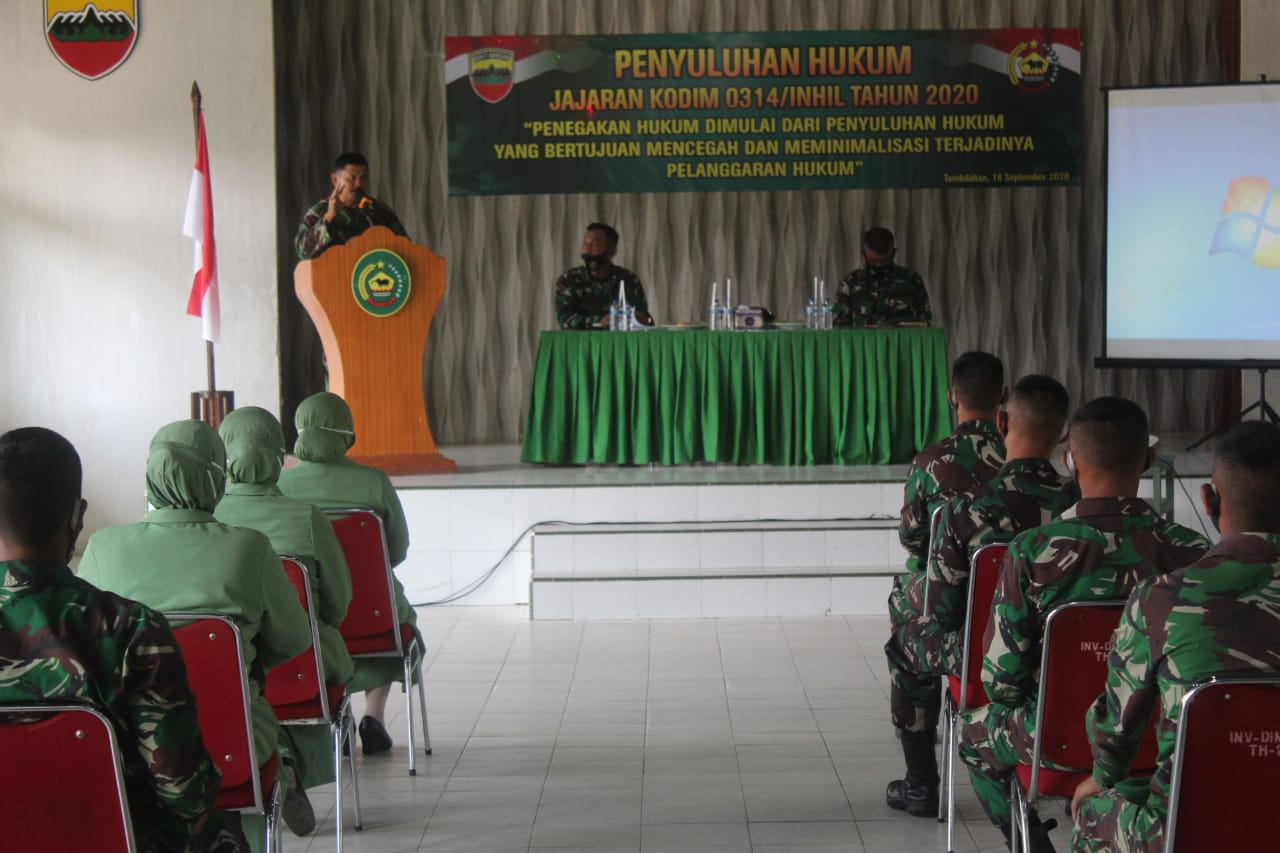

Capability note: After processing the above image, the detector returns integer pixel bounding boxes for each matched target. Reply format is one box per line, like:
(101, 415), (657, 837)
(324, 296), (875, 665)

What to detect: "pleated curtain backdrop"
(274, 0), (1226, 447)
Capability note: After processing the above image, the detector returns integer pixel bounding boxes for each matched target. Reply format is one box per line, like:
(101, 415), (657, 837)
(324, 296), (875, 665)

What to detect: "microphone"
(358, 195), (375, 209)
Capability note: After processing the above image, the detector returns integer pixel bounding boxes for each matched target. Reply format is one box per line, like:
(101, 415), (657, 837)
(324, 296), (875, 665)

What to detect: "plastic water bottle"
(820, 297), (833, 330)
(624, 304), (635, 331)
(805, 297), (818, 330)
(708, 296), (721, 330)
(610, 300), (627, 331)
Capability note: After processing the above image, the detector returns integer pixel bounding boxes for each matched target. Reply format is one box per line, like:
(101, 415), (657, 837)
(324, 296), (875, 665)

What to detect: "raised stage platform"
(391, 438), (1218, 620)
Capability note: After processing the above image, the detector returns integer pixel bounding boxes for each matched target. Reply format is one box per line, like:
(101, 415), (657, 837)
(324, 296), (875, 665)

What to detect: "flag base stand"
(191, 390), (235, 429)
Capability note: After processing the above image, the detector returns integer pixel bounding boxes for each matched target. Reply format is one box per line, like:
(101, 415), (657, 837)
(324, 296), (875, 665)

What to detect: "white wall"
(0, 3), (278, 539)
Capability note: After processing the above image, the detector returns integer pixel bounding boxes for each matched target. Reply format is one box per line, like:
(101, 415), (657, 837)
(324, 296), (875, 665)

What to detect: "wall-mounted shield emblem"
(45, 1), (139, 81)
(469, 48), (515, 104)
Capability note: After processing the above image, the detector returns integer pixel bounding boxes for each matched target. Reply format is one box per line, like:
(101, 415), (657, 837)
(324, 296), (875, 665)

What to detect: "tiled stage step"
(530, 519), (904, 619)
(395, 478), (907, 611)
(390, 443), (1213, 618)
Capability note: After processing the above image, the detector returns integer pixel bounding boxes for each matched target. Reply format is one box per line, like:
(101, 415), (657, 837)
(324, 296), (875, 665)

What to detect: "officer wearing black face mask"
(554, 222), (654, 329)
(832, 226), (933, 329)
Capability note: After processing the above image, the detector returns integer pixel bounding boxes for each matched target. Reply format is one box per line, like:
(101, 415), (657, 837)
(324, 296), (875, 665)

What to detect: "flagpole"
(191, 81), (216, 395)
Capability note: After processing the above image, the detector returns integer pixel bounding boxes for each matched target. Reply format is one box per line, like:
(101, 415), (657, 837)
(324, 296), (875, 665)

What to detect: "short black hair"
(951, 351), (1005, 411)
(1008, 374), (1071, 440)
(862, 226), (895, 254)
(1069, 396), (1149, 475)
(0, 427), (81, 548)
(333, 152), (369, 171)
(586, 222), (619, 249)
(1214, 420), (1280, 529)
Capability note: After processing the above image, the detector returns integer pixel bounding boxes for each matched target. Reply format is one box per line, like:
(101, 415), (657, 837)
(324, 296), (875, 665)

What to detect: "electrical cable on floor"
(417, 513), (899, 606)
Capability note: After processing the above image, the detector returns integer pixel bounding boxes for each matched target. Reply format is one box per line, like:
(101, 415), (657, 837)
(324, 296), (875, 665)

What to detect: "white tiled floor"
(283, 606), (1019, 853)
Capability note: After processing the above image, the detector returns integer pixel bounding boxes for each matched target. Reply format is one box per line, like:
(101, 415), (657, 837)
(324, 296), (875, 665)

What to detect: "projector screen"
(1104, 82), (1280, 365)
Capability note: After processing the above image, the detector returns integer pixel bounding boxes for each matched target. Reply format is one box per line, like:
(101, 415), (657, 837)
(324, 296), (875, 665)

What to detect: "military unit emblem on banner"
(469, 47), (516, 104)
(45, 1), (139, 80)
(352, 249), (413, 318)
(1006, 39), (1060, 93)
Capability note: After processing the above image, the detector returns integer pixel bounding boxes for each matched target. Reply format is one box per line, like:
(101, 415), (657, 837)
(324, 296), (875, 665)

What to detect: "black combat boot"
(885, 729), (940, 817)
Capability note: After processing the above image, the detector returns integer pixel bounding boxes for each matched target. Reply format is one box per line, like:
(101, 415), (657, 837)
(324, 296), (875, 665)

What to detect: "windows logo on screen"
(1210, 176), (1280, 269)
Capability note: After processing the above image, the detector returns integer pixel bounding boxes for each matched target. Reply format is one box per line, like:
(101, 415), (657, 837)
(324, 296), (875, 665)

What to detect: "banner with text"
(445, 29), (1082, 196)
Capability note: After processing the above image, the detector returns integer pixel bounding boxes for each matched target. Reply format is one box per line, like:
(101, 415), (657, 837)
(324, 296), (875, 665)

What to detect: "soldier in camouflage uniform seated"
(958, 397), (1210, 851)
(1071, 420), (1280, 852)
(885, 375), (1079, 811)
(885, 351), (1006, 816)
(912, 375), (1080, 675)
(554, 222), (653, 329)
(833, 226), (932, 328)
(0, 427), (246, 853)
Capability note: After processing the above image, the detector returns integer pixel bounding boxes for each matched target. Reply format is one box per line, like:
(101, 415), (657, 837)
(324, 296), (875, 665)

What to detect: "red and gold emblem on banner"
(45, 1), (139, 81)
(469, 48), (515, 104)
(1006, 39), (1060, 93)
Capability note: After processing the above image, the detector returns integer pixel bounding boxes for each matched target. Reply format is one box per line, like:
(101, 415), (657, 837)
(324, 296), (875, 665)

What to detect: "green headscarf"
(219, 406), (286, 486)
(293, 392), (356, 463)
(146, 420), (227, 511)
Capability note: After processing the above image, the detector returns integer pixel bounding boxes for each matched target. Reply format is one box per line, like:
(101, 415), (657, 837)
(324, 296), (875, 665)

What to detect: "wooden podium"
(294, 226), (456, 474)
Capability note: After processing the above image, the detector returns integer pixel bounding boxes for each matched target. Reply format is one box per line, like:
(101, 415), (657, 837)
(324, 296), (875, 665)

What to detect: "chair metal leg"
(266, 777), (283, 853)
(944, 704), (959, 851)
(937, 704), (949, 823)
(1011, 780), (1031, 853)
(1008, 781), (1020, 853)
(415, 650), (431, 755)
(403, 650), (417, 776)
(346, 708), (364, 831)
(332, 720), (344, 853)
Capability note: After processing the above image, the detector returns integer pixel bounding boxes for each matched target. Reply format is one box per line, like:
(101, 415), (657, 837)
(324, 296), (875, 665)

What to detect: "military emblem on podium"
(352, 249), (413, 317)
(45, 1), (139, 81)
(469, 47), (516, 104)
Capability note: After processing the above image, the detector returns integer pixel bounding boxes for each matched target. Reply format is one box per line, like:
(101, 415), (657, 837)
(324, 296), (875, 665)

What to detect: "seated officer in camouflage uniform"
(920, 375), (1080, 671)
(0, 427), (245, 853)
(294, 151), (408, 260)
(1072, 420), (1280, 852)
(833, 226), (932, 328)
(885, 375), (1079, 815)
(885, 351), (1006, 816)
(958, 397), (1210, 851)
(554, 222), (653, 329)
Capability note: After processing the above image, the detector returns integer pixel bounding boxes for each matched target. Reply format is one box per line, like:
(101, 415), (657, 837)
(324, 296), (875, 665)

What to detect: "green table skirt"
(521, 328), (951, 466)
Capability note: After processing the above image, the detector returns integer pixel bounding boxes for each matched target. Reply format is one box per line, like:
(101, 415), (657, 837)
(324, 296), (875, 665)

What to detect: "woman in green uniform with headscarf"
(79, 420), (316, 846)
(278, 392), (418, 756)
(213, 406), (355, 789)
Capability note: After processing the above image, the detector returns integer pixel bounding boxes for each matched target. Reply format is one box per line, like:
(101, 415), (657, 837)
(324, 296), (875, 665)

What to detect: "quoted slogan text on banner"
(445, 29), (1082, 196)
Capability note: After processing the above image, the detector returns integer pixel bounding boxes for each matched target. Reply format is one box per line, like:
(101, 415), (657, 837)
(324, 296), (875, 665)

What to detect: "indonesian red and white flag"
(183, 109), (220, 343)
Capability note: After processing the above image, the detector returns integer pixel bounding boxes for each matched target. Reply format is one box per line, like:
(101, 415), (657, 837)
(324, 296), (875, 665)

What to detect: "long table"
(521, 328), (951, 466)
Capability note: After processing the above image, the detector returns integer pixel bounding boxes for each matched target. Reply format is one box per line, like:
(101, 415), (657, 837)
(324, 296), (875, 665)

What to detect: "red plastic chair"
(939, 542), (1007, 850)
(169, 614), (282, 853)
(265, 556), (363, 849)
(0, 703), (137, 852)
(1163, 675), (1280, 852)
(1009, 601), (1158, 853)
(328, 509), (432, 775)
